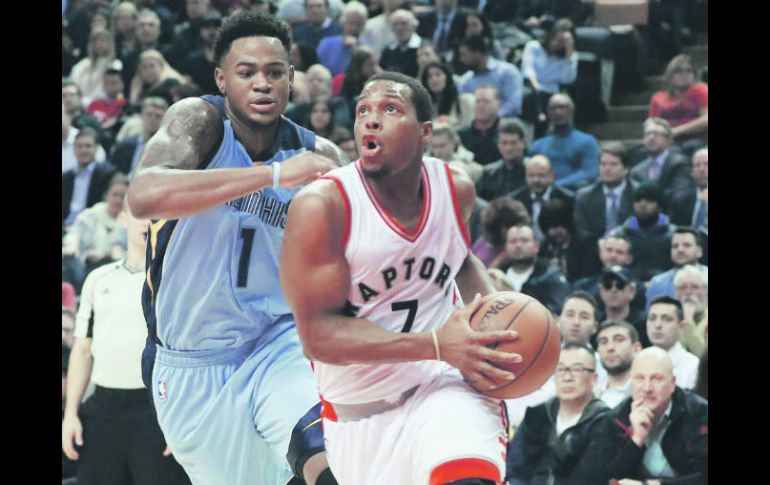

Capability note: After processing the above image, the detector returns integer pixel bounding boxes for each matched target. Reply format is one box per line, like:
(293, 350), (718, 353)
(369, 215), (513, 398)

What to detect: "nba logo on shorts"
(157, 380), (168, 401)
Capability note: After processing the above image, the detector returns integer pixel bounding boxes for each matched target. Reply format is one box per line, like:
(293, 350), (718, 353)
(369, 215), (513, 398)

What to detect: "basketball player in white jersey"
(280, 72), (522, 485)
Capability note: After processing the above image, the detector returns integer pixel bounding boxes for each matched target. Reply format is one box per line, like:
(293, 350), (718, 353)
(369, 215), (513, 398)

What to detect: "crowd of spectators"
(62, 0), (707, 483)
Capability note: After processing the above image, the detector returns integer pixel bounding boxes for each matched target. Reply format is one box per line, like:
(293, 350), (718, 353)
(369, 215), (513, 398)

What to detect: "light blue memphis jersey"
(148, 105), (315, 352)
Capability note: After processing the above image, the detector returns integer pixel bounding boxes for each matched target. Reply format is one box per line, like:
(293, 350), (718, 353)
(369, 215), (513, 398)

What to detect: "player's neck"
(367, 158), (424, 225)
(226, 103), (280, 159)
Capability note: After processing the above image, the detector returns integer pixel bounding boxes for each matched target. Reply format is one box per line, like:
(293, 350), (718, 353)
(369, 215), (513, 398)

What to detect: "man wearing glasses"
(506, 344), (610, 483)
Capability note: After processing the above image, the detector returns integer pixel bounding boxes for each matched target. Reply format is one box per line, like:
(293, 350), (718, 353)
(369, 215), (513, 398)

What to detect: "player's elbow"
(127, 175), (163, 219)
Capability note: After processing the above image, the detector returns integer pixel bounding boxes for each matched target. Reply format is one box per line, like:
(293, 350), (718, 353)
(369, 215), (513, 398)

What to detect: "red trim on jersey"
(443, 163), (472, 247)
(319, 395), (338, 423)
(429, 458), (501, 485)
(354, 160), (431, 243)
(320, 175), (351, 248)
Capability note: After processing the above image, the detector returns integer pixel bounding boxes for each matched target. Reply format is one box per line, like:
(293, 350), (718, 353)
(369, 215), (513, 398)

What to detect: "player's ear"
(421, 120), (433, 143)
(214, 67), (226, 95)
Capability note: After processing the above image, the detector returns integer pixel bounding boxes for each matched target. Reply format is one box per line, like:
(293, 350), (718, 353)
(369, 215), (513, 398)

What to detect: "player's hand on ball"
(277, 151), (338, 188)
(437, 293), (522, 391)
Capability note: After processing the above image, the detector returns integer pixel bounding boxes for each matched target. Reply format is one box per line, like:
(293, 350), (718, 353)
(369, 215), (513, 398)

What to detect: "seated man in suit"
(110, 97), (168, 177)
(670, 147), (707, 235)
(416, 0), (466, 57)
(609, 182), (676, 283)
(62, 127), (118, 227)
(630, 118), (694, 212)
(574, 141), (636, 267)
(509, 154), (575, 242)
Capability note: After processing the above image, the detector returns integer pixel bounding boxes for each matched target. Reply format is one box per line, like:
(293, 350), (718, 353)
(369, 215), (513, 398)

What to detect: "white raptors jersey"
(314, 157), (471, 404)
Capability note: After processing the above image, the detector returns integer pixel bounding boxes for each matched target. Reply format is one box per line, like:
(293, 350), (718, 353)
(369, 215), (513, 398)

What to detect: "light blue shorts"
(152, 320), (320, 485)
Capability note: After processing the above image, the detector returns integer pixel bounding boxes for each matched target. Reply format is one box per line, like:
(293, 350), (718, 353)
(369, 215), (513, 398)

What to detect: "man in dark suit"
(630, 118), (694, 212)
(669, 147), (707, 235)
(574, 141), (636, 261)
(509, 154), (575, 241)
(291, 0), (343, 49)
(62, 127), (118, 225)
(110, 97), (169, 176)
(416, 0), (466, 56)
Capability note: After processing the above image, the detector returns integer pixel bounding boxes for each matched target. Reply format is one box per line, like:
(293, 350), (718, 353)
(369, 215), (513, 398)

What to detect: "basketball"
(467, 291), (561, 399)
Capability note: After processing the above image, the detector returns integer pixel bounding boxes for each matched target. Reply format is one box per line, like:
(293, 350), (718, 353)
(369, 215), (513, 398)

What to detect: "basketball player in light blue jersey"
(127, 11), (346, 485)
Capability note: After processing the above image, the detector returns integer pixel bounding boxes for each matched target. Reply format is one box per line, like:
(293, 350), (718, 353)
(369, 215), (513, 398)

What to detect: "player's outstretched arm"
(280, 179), (521, 390)
(128, 98), (337, 220)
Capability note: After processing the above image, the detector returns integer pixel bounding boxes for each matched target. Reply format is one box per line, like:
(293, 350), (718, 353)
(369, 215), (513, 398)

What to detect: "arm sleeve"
(74, 270), (97, 338)
(499, 66), (524, 118)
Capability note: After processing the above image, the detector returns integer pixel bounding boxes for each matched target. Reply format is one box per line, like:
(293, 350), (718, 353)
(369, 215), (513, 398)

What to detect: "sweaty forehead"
(360, 80), (411, 101)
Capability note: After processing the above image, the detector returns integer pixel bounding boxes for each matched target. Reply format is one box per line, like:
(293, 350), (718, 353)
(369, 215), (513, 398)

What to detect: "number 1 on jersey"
(237, 228), (256, 287)
(392, 300), (418, 332)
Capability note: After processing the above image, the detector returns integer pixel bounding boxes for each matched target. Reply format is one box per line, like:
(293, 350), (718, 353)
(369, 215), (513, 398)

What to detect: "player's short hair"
(597, 319), (640, 344)
(214, 11), (292, 66)
(364, 72), (434, 122)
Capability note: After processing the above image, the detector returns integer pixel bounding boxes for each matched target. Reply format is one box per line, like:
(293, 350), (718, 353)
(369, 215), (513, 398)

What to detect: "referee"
(62, 198), (190, 485)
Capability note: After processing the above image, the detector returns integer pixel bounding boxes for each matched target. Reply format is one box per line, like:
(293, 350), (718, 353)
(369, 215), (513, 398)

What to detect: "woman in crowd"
(128, 49), (185, 107)
(302, 98), (349, 141)
(69, 28), (123, 106)
(471, 197), (532, 268)
(336, 47), (379, 108)
(420, 61), (474, 128)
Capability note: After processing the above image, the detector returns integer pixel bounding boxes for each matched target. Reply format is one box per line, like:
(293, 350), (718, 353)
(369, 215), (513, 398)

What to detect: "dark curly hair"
(214, 11), (292, 66)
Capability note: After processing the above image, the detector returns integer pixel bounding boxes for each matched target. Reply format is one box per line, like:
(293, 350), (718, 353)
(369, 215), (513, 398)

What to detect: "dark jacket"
(630, 151), (694, 213)
(574, 180), (636, 243)
(475, 158), (527, 202)
(668, 187), (698, 227)
(509, 184), (576, 221)
(62, 162), (118, 223)
(459, 118), (501, 166)
(587, 387), (708, 484)
(110, 135), (141, 175)
(610, 214), (677, 282)
(416, 10), (466, 51)
(499, 258), (570, 315)
(507, 397), (610, 484)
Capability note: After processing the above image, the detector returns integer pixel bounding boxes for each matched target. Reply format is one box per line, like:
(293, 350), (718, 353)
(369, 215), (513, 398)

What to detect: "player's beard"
(361, 165), (390, 179)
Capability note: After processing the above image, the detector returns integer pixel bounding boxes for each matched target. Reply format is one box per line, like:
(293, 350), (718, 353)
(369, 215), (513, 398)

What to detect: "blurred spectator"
(646, 296), (699, 390)
(649, 54), (708, 148)
(62, 307), (77, 349)
(287, 64), (352, 129)
(458, 85), (502, 165)
(111, 96), (169, 176)
(62, 127), (118, 226)
(276, 0), (344, 24)
(630, 118), (694, 212)
(674, 265), (708, 358)
(166, 0), (213, 69)
(113, 2), (140, 60)
(574, 141), (635, 258)
(62, 282), (77, 310)
(428, 122), (482, 182)
(302, 98), (350, 141)
(530, 93), (599, 190)
(475, 118), (528, 201)
(598, 266), (647, 348)
(63, 173), (130, 284)
(538, 197), (593, 282)
(416, 41), (442, 75)
(63, 81), (104, 139)
(170, 82), (204, 104)
(669, 147), (707, 234)
(62, 202), (191, 485)
(457, 34), (523, 118)
(507, 344), (609, 484)
(337, 47), (378, 103)
(558, 290), (598, 349)
(497, 224), (570, 315)
(179, 10), (221, 95)
(128, 49), (185, 107)
(292, 0), (343, 48)
(329, 127), (357, 164)
(360, 0), (406, 60)
(289, 41), (320, 72)
(87, 69), (126, 132)
(455, 9), (501, 63)
(520, 19), (578, 138)
(316, 1), (368, 76)
(421, 62), (474, 128)
(133, 0), (176, 44)
(378, 9), (421, 77)
(509, 154), (574, 242)
(610, 182), (676, 282)
(120, 9), (171, 94)
(694, 348), (707, 401)
(471, 197), (531, 267)
(63, 104), (108, 174)
(645, 227), (707, 308)
(595, 320), (642, 408)
(70, 28), (124, 106)
(416, 0), (466, 57)
(589, 347), (707, 483)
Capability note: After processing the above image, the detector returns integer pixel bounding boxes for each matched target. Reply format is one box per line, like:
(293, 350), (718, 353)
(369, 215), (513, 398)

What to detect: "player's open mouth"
(360, 135), (382, 158)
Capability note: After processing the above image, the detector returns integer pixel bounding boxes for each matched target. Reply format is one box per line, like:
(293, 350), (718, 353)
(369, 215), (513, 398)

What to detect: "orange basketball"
(468, 291), (561, 399)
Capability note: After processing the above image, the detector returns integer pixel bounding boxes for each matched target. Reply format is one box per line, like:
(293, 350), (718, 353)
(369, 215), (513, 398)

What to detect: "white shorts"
(321, 366), (508, 485)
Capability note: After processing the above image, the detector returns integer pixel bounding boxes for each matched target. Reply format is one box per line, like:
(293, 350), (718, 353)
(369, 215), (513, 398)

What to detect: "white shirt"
(506, 265), (534, 292)
(667, 341), (700, 390)
(599, 375), (632, 408)
(602, 179), (627, 207)
(74, 261), (148, 389)
(360, 14), (396, 59)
